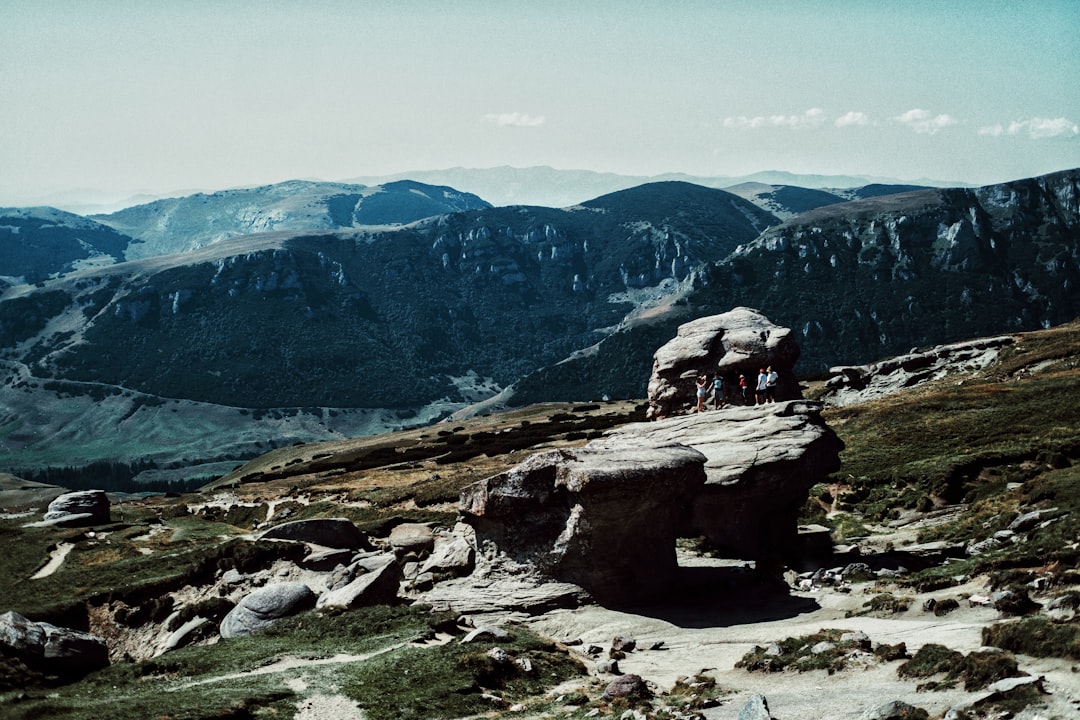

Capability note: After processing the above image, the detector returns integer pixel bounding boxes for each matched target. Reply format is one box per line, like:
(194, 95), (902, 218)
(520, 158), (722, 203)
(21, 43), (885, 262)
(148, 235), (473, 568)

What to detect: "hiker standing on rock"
(765, 366), (779, 403)
(695, 374), (708, 412)
(712, 372), (724, 409)
(755, 368), (768, 405)
(739, 373), (749, 404)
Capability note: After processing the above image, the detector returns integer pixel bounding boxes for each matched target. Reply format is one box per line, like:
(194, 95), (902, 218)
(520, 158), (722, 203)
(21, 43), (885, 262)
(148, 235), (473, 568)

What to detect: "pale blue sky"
(2, 0), (1078, 205)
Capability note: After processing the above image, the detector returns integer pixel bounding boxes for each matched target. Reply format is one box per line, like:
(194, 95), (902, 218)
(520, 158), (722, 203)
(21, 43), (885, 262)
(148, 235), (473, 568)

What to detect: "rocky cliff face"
(514, 169), (1080, 404)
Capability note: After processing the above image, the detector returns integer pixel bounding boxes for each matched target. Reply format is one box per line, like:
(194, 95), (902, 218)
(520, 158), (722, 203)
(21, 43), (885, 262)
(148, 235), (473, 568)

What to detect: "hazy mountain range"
(0, 169), (1075, 486)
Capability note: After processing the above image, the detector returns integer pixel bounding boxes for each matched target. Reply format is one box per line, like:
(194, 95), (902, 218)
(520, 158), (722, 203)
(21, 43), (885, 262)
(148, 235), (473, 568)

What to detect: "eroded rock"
(459, 443), (707, 602)
(258, 517), (370, 549)
(219, 582), (316, 638)
(40, 490), (110, 527)
(647, 307), (802, 419)
(0, 611), (109, 677)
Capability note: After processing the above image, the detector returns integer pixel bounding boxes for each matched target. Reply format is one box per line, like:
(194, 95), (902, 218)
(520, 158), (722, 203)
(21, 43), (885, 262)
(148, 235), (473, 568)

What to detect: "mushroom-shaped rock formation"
(458, 443), (707, 603)
(647, 307), (801, 419)
(595, 399), (842, 571)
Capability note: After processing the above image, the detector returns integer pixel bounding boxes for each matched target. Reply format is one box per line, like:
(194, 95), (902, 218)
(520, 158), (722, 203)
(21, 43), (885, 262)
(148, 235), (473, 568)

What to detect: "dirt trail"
(30, 542), (73, 579)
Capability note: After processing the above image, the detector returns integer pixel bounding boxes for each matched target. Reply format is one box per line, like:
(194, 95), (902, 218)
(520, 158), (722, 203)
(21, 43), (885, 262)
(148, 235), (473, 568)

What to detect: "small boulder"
(602, 673), (648, 700)
(419, 527), (475, 577)
(737, 693), (773, 720)
(219, 582), (315, 638)
(859, 700), (929, 720)
(41, 490), (110, 527)
(258, 518), (369, 549)
(388, 523), (435, 556)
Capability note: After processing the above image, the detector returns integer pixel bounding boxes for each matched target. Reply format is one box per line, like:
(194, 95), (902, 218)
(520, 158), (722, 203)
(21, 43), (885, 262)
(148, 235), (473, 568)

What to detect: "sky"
(2, 0), (1079, 206)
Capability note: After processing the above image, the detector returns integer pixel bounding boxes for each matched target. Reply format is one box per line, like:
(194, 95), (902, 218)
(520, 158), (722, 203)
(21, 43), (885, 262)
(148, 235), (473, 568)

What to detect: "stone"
(595, 400), (842, 567)
(459, 443), (707, 602)
(811, 641), (835, 654)
(419, 525), (476, 577)
(301, 547), (354, 571)
(992, 588), (1040, 615)
(219, 582), (316, 638)
(859, 699), (929, 720)
(602, 673), (648, 700)
(646, 307), (802, 419)
(258, 517), (369, 549)
(611, 635), (637, 652)
(0, 611), (109, 677)
(1008, 507), (1060, 532)
(737, 693), (773, 720)
(41, 490), (110, 527)
(316, 556), (401, 609)
(388, 522), (435, 556)
(161, 616), (209, 653)
(597, 659), (620, 674)
(461, 626), (510, 644)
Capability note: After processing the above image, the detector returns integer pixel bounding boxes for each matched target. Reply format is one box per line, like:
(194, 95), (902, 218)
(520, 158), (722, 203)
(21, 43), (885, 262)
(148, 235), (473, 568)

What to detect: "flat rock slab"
(259, 518), (370, 549)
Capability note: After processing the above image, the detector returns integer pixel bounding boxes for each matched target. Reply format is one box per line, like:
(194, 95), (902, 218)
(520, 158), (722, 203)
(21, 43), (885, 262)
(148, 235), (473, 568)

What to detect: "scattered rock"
(258, 517), (370, 549)
(611, 635), (637, 652)
(219, 582), (316, 638)
(840, 631), (871, 649)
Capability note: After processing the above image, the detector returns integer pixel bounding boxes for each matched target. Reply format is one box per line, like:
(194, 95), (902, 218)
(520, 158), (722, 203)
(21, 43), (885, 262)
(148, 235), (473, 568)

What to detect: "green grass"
(736, 628), (866, 674)
(897, 644), (1022, 691)
(0, 606), (586, 720)
(982, 616), (1080, 660)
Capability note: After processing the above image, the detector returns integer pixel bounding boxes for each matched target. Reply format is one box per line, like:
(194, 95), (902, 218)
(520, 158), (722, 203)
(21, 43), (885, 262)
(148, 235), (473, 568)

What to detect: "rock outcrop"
(647, 307), (801, 419)
(258, 517), (370, 549)
(821, 335), (1016, 406)
(0, 611), (110, 678)
(597, 400), (843, 569)
(458, 444), (707, 603)
(40, 490), (110, 527)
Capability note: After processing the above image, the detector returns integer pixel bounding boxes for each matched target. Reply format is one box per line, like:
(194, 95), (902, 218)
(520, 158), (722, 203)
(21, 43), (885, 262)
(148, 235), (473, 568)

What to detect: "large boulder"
(0, 611), (109, 678)
(647, 307), (801, 419)
(459, 443), (707, 603)
(40, 490), (110, 527)
(258, 518), (370, 549)
(219, 582), (316, 638)
(597, 400), (843, 569)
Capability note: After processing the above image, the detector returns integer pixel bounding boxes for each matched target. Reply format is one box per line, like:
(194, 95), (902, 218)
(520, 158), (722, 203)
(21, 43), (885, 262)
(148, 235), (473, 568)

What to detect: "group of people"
(694, 366), (779, 411)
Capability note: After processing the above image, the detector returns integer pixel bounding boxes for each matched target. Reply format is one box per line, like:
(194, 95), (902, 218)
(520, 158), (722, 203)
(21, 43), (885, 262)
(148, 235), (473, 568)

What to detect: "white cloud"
(892, 108), (959, 134)
(978, 117), (1078, 139)
(835, 111), (870, 128)
(482, 112), (546, 128)
(722, 108), (826, 129)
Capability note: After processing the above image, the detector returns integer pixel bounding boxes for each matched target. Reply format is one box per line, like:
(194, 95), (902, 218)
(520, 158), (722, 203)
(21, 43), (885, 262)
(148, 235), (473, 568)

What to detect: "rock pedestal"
(459, 444), (707, 603)
(41, 490), (110, 527)
(647, 307), (801, 419)
(599, 400), (843, 568)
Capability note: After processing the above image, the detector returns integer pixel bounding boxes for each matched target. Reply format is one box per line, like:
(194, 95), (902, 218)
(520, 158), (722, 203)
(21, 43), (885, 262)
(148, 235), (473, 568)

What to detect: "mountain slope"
(92, 179), (492, 260)
(510, 169), (1080, 403)
(0, 207), (133, 283)
(0, 182), (776, 473)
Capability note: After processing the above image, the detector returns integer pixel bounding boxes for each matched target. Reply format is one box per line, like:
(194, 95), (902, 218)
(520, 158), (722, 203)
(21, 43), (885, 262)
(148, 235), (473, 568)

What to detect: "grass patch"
(736, 628), (869, 674)
(897, 644), (1023, 691)
(982, 616), (1080, 660)
(849, 592), (913, 617)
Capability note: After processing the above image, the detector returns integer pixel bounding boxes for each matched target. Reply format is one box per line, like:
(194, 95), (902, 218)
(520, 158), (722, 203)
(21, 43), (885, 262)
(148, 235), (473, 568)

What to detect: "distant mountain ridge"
(0, 169), (1076, 484)
(345, 166), (961, 209)
(91, 179), (491, 260)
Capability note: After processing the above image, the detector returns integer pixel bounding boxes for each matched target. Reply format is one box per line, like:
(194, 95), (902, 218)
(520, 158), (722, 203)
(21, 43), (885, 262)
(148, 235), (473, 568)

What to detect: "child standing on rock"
(695, 374), (708, 412)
